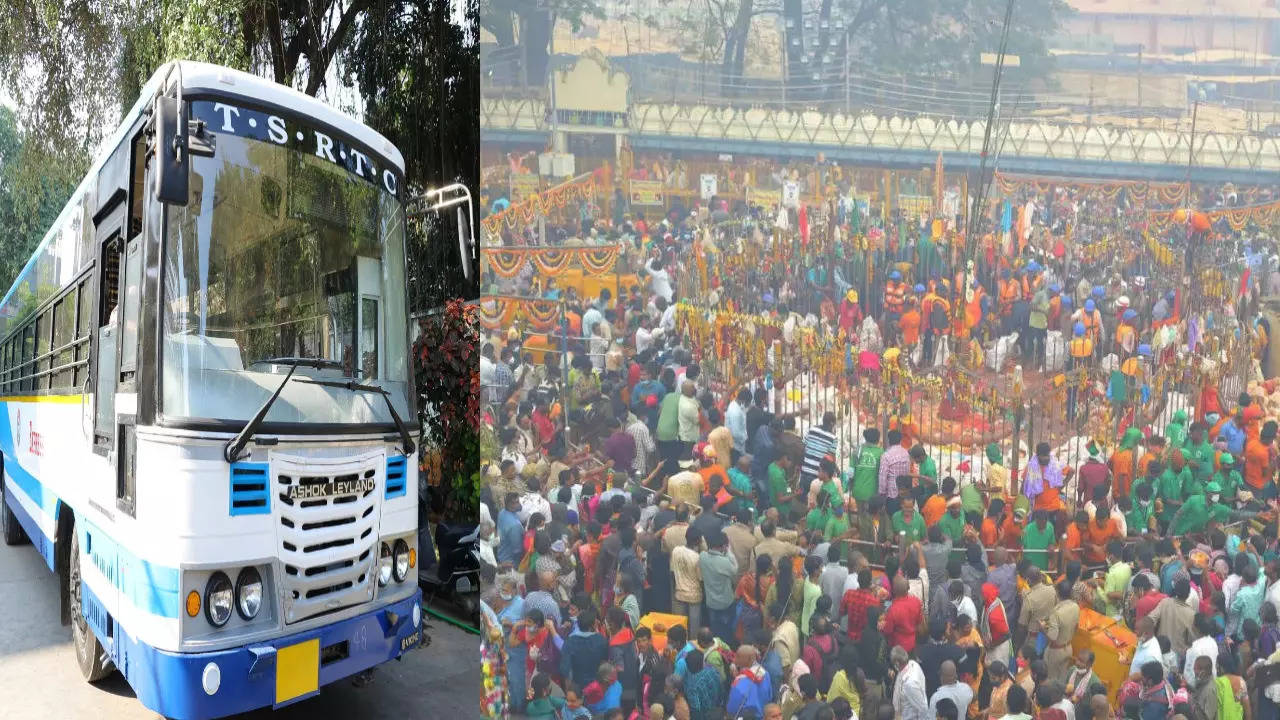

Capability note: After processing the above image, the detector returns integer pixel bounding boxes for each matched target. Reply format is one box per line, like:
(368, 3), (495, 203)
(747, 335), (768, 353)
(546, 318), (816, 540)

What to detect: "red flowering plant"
(413, 299), (480, 523)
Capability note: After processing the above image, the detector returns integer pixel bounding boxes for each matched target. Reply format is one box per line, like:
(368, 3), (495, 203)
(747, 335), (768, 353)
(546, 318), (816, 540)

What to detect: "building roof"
(1067, 0), (1280, 19)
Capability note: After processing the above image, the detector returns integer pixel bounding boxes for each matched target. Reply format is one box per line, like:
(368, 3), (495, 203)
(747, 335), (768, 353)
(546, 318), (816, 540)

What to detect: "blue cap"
(1138, 344), (1152, 356)
(1092, 286), (1104, 297)
(1166, 290), (1175, 300)
(1062, 295), (1073, 306)
(889, 270), (902, 280)
(1123, 309), (1137, 320)
(1074, 322), (1086, 336)
(1049, 283), (1061, 293)
(914, 284), (926, 293)
(1085, 299), (1096, 312)
(1027, 260), (1040, 272)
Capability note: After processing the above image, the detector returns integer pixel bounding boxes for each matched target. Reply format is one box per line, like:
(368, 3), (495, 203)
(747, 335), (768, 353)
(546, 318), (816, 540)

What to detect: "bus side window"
(99, 237), (121, 327)
(119, 237), (142, 382)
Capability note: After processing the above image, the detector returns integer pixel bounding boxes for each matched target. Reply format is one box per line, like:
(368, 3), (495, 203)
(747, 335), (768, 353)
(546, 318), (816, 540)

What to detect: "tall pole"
(1183, 100), (1199, 275)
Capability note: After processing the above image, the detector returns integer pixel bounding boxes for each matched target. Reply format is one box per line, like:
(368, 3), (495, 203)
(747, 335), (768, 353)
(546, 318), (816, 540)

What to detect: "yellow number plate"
(275, 638), (320, 704)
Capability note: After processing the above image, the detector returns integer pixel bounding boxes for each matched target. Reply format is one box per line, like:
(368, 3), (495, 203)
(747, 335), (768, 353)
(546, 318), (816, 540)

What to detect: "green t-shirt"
(891, 510), (926, 543)
(1125, 497), (1154, 535)
(1185, 440), (1215, 483)
(851, 445), (884, 502)
(919, 456), (938, 480)
(805, 507), (831, 535)
(1215, 469), (1243, 501)
(959, 484), (983, 516)
(1209, 501), (1232, 525)
(655, 392), (682, 442)
(1099, 561), (1132, 617)
(1022, 522), (1056, 570)
(821, 479), (843, 506)
(1157, 468), (1191, 520)
(825, 514), (851, 544)
(769, 463), (794, 517)
(937, 511), (966, 544)
(1171, 493), (1208, 535)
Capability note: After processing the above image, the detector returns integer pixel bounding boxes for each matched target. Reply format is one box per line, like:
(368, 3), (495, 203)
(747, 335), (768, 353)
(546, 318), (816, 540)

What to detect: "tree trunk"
(519, 10), (552, 88)
(481, 9), (515, 47)
(722, 0), (754, 98)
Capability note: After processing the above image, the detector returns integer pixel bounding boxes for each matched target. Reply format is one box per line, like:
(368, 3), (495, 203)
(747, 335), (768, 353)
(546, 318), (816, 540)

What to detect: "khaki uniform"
(752, 537), (801, 568)
(1044, 599), (1080, 683)
(724, 523), (759, 572)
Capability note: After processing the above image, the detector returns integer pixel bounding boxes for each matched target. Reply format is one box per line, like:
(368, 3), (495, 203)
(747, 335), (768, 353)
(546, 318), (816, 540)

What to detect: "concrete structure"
(1058, 0), (1280, 56)
(483, 53), (1280, 183)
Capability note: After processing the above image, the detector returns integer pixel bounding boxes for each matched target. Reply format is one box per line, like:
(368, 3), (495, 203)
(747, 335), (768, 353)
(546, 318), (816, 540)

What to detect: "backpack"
(735, 598), (764, 645)
(806, 634), (841, 694)
(704, 640), (736, 682)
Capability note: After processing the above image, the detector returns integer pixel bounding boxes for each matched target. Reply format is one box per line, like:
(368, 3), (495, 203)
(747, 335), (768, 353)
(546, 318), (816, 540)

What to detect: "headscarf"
(986, 443), (1003, 466)
(1166, 409), (1189, 448)
(1120, 427), (1143, 450)
(982, 582), (1000, 609)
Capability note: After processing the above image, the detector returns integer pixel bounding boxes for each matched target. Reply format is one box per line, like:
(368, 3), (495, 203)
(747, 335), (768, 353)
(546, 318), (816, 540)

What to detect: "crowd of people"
(477, 158), (1280, 720)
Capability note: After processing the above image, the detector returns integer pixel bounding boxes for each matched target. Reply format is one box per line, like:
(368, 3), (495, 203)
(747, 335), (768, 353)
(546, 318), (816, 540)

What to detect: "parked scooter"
(419, 514), (481, 622)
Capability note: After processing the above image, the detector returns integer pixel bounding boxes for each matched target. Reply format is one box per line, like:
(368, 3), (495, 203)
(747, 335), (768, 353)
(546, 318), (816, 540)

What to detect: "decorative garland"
(1148, 198), (1280, 231)
(994, 172), (1189, 206)
(480, 173), (598, 235)
(478, 296), (563, 332)
(481, 245), (621, 279)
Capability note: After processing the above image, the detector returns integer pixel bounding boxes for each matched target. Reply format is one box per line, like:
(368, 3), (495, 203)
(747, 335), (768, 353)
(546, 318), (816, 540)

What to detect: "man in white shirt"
(1129, 616), (1163, 677)
(893, 646), (930, 720)
(671, 526), (704, 636)
(929, 661), (974, 718)
(1183, 614), (1219, 682)
(725, 388), (750, 459)
(517, 475), (551, 526)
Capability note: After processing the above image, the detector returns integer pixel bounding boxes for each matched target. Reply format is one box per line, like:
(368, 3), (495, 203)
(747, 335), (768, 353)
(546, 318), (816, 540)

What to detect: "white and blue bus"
(0, 61), (425, 718)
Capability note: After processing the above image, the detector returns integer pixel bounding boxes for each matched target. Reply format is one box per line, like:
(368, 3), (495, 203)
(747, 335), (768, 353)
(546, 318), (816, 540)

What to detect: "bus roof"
(0, 61), (406, 317)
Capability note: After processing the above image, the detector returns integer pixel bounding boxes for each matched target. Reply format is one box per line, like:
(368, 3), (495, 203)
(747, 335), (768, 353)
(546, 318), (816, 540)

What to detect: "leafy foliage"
(345, 0), (481, 311)
(413, 299), (480, 523)
(481, 0), (604, 84)
(0, 108), (83, 295)
(655, 0), (1070, 91)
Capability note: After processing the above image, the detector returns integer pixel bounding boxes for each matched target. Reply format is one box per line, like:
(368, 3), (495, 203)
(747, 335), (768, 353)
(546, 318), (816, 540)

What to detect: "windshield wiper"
(293, 377), (416, 456)
(248, 356), (347, 372)
(224, 363), (299, 463)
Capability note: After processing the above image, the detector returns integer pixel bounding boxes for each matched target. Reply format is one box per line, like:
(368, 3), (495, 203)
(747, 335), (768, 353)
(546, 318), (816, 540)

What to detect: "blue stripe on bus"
(0, 401), (181, 619)
(4, 476), (56, 571)
(0, 404), (60, 522)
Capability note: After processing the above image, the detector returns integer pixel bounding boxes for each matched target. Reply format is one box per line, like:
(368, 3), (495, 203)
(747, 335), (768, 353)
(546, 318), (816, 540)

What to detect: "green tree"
(480, 0), (603, 85)
(659, 0), (1070, 95)
(0, 108), (83, 294)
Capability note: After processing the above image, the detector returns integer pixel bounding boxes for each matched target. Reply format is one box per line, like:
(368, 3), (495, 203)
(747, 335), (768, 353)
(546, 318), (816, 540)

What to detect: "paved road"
(0, 537), (479, 719)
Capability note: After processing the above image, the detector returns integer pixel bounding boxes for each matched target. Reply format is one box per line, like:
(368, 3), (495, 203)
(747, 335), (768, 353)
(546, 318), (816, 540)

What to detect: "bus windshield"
(161, 131), (410, 427)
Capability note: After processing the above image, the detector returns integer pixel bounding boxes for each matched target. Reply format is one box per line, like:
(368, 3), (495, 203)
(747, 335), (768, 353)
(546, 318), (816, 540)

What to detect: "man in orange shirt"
(1243, 421), (1275, 493)
(1062, 510), (1090, 563)
(1136, 435), (1165, 480)
(899, 298), (922, 353)
(1084, 504), (1120, 565)
(1110, 427), (1143, 501)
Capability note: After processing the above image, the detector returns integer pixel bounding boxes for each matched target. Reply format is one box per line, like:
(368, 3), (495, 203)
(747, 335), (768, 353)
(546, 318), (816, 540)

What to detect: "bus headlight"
(378, 542), (393, 586)
(205, 572), (233, 627)
(393, 539), (410, 583)
(235, 566), (263, 620)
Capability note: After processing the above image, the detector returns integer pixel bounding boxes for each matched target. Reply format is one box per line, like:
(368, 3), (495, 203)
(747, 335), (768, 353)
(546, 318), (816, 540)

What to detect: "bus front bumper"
(125, 590), (423, 720)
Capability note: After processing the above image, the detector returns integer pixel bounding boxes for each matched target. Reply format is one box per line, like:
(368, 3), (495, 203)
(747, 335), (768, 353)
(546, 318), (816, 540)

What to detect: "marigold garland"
(481, 174), (597, 235)
(481, 245), (622, 279)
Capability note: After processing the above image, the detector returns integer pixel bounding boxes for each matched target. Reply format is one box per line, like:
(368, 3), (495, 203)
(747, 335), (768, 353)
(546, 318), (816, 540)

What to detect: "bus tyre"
(2, 484), (28, 546)
(69, 523), (114, 682)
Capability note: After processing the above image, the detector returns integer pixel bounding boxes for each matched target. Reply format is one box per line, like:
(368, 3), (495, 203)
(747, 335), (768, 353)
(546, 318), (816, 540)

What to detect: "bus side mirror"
(154, 95), (189, 206)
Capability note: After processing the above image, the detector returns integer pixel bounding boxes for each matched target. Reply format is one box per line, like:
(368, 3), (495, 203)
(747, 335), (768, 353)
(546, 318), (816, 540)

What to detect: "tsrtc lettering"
(213, 103), (241, 132)
(350, 148), (369, 178)
(267, 115), (288, 144)
(315, 131), (336, 162)
(382, 169), (397, 195)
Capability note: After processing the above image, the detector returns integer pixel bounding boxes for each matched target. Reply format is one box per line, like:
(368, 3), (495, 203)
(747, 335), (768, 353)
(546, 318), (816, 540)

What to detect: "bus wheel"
(69, 522), (114, 682)
(2, 483), (28, 546)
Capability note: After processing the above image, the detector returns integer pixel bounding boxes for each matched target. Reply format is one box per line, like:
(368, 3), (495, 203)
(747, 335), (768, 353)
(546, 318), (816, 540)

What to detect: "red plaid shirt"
(841, 587), (880, 642)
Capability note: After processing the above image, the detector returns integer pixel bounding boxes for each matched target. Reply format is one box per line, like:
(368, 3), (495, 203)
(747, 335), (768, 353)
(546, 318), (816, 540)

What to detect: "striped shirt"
(626, 419), (656, 476)
(800, 425), (838, 481)
(879, 445), (912, 499)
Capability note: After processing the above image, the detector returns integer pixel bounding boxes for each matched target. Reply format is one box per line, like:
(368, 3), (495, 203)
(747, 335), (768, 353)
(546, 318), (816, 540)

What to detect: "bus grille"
(274, 455), (382, 624)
